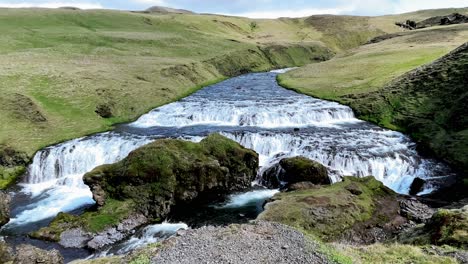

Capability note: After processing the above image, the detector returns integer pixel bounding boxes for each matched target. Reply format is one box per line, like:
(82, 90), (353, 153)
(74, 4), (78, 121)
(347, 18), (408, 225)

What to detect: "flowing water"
(1, 69), (455, 260)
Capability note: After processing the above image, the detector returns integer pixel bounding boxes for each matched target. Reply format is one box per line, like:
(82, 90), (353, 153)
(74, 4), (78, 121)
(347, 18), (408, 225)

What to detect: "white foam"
(220, 189), (280, 208)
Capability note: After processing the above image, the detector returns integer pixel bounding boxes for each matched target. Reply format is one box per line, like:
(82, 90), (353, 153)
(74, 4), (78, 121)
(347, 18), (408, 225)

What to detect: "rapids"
(1, 69), (455, 259)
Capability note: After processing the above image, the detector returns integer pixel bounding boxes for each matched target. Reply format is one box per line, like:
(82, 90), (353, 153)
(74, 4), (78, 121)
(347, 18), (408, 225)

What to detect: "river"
(0, 69), (455, 261)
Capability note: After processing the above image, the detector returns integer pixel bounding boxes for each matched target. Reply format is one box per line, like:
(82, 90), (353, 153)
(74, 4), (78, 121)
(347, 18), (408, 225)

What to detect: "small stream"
(0, 69), (455, 262)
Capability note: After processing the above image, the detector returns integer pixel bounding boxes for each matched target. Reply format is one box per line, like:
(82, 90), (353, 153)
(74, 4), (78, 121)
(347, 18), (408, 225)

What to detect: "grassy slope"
(0, 8), (329, 156)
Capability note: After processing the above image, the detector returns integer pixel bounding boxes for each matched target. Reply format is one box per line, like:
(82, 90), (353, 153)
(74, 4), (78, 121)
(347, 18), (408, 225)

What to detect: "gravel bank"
(151, 221), (330, 264)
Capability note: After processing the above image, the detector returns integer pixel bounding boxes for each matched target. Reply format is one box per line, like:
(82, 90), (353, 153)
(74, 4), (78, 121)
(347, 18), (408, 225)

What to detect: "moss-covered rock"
(0, 144), (29, 190)
(259, 176), (403, 242)
(428, 206), (468, 248)
(261, 157), (330, 189)
(400, 205), (468, 249)
(84, 134), (258, 219)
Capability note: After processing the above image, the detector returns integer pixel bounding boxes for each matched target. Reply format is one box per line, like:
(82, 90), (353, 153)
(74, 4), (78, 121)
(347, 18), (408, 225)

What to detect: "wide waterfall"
(3, 70), (453, 233)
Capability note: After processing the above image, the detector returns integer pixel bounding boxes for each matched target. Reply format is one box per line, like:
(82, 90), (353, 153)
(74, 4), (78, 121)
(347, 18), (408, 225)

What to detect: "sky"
(0, 0), (467, 18)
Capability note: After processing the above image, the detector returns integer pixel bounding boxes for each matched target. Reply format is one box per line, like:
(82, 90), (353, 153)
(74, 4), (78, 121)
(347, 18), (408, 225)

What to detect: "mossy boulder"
(400, 205), (468, 249)
(259, 176), (404, 243)
(84, 134), (258, 219)
(0, 145), (29, 190)
(261, 156), (330, 189)
(427, 206), (468, 248)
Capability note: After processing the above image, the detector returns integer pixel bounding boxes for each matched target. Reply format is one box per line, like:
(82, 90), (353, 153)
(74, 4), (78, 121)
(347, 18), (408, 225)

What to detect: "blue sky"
(0, 0), (467, 18)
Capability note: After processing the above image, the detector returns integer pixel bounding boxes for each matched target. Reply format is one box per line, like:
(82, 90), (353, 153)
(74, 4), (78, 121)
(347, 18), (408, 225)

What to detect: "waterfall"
(6, 133), (153, 228)
(5, 70), (454, 230)
(222, 130), (446, 193)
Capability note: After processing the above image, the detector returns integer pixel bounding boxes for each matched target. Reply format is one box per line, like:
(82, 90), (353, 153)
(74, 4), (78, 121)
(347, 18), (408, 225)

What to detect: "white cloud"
(394, 0), (468, 13)
(231, 7), (350, 18)
(0, 1), (103, 9)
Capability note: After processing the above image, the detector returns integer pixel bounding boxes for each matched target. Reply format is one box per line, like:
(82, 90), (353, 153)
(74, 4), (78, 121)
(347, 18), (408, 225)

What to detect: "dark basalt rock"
(409, 177), (426, 196)
(399, 198), (435, 223)
(261, 156), (330, 189)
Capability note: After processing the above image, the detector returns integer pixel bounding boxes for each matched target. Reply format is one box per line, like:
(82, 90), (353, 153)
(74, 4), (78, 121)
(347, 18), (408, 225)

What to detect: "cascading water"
(2, 69), (454, 256)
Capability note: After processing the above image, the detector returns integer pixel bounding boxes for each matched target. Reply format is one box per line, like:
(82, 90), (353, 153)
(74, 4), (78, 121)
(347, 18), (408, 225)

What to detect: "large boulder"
(425, 206), (468, 248)
(0, 191), (10, 226)
(14, 244), (63, 264)
(409, 177), (426, 196)
(84, 133), (258, 218)
(261, 156), (330, 189)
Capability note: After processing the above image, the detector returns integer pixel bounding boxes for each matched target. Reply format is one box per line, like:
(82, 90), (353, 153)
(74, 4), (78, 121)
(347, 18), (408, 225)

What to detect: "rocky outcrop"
(15, 244), (63, 264)
(84, 134), (258, 218)
(261, 157), (330, 189)
(0, 191), (11, 226)
(259, 176), (417, 244)
(32, 134), (259, 250)
(399, 198), (435, 223)
(396, 13), (468, 30)
(399, 205), (468, 249)
(0, 144), (29, 190)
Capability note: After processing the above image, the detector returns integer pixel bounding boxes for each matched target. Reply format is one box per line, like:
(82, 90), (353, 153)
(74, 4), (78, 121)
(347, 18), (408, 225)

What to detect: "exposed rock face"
(425, 205), (468, 249)
(399, 198), (435, 223)
(399, 205), (468, 249)
(0, 191), (11, 226)
(262, 157), (330, 189)
(396, 13), (468, 30)
(85, 213), (148, 250)
(14, 244), (63, 264)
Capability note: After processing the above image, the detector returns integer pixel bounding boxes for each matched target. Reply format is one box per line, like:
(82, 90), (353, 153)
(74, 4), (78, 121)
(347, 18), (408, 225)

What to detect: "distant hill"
(144, 6), (194, 14)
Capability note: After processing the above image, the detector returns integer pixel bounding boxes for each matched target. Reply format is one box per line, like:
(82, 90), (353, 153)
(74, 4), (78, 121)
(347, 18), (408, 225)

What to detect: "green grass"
(280, 24), (468, 101)
(258, 177), (395, 241)
(335, 243), (458, 264)
(0, 166), (25, 189)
